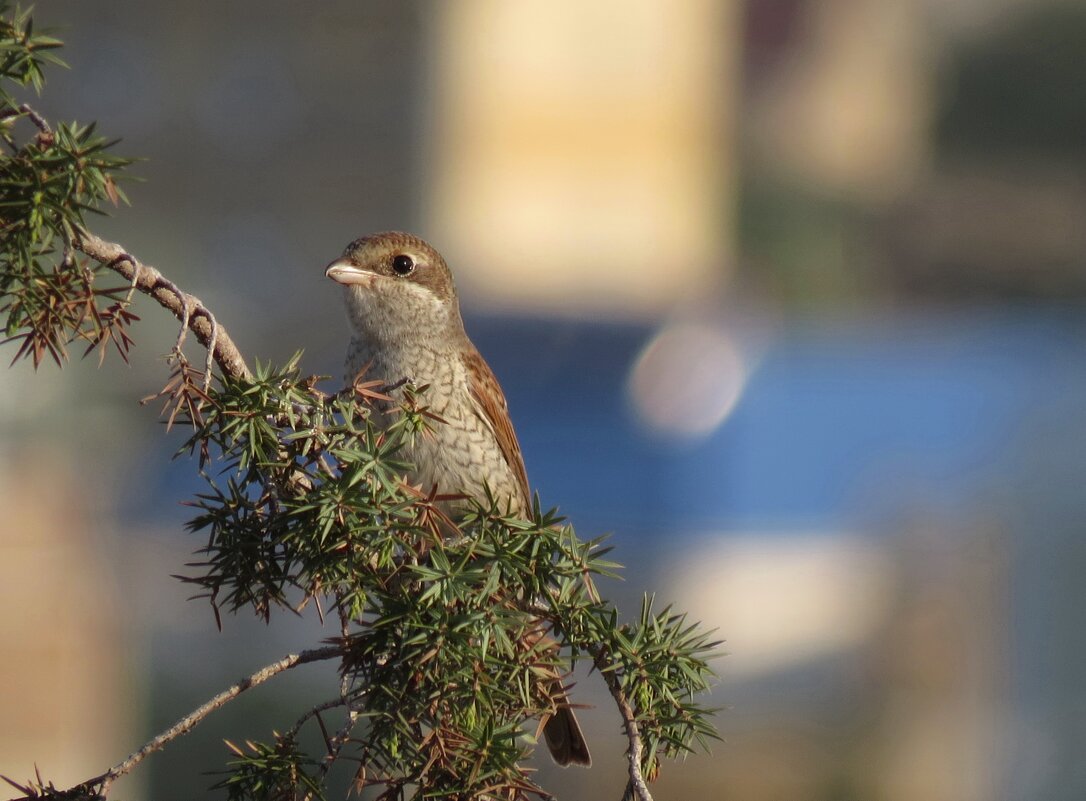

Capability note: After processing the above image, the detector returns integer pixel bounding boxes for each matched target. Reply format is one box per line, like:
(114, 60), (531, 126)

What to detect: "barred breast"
(345, 335), (526, 517)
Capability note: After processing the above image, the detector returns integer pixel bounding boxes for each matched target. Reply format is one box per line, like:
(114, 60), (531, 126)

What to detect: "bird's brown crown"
(338, 231), (457, 303)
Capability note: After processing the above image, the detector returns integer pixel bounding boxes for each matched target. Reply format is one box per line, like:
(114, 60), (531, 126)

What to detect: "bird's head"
(326, 231), (461, 339)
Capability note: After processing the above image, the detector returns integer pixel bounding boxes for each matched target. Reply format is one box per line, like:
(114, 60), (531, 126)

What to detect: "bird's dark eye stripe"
(392, 254), (415, 275)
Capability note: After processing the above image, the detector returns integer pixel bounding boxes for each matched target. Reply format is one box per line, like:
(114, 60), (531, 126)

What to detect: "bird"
(325, 230), (592, 768)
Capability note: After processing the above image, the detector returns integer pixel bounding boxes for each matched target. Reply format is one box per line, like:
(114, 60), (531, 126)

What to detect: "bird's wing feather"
(462, 345), (531, 507)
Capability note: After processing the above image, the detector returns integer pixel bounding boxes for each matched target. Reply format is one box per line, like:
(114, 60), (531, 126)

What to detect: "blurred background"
(3, 1), (1086, 799)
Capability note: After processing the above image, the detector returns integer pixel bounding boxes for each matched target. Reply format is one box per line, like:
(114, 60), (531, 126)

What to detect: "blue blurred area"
(472, 309), (1086, 535)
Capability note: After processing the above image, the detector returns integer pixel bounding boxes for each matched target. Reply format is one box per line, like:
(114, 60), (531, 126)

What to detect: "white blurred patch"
(628, 322), (747, 440)
(663, 534), (894, 679)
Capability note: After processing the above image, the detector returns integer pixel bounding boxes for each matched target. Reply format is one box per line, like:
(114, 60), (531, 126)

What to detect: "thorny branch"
(72, 230), (251, 384)
(13, 102), (52, 136)
(85, 646), (343, 799)
(315, 710), (361, 785)
(525, 599), (656, 801)
(598, 664), (653, 801)
(287, 697), (350, 741)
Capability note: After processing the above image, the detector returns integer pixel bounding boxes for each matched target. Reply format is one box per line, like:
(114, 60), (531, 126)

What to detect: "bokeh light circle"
(628, 322), (747, 440)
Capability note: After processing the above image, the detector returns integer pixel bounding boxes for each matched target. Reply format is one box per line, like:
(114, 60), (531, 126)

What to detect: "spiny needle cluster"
(0, 7), (134, 369)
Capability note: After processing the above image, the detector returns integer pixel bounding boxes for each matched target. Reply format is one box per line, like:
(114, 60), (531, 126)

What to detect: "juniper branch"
(601, 667), (653, 801)
(89, 646), (343, 798)
(71, 230), (251, 383)
(13, 102), (51, 135)
(287, 697), (350, 741)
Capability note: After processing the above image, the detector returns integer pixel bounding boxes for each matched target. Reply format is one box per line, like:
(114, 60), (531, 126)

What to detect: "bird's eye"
(392, 254), (415, 276)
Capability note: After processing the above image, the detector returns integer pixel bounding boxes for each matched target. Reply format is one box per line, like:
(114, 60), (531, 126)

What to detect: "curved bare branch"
(91, 645), (343, 798)
(73, 230), (252, 382)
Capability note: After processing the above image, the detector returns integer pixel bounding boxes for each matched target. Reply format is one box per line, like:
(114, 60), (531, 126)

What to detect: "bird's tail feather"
(543, 705), (592, 767)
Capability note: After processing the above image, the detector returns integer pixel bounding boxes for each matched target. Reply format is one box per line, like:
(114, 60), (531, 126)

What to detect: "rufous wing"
(462, 344), (531, 508)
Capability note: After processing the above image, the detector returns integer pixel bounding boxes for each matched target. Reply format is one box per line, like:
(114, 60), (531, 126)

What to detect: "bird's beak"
(325, 260), (375, 286)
